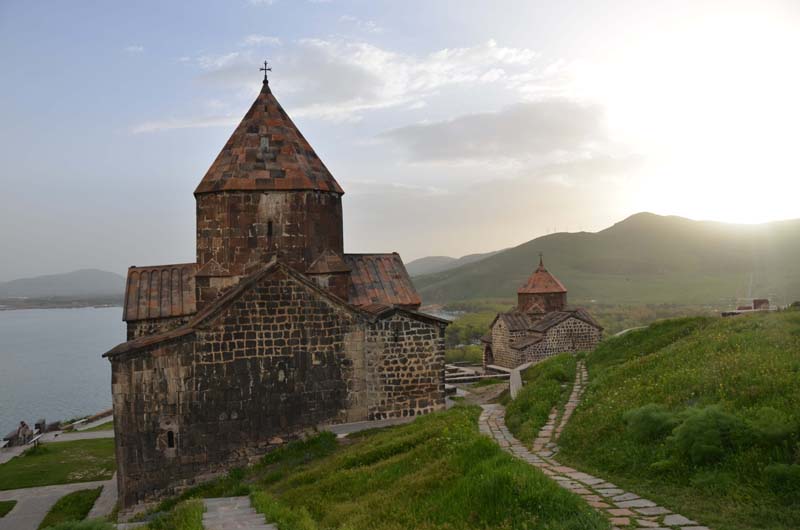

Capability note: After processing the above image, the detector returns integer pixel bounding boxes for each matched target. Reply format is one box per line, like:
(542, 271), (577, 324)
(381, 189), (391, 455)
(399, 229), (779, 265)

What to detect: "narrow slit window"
(167, 431), (175, 448)
(267, 220), (274, 249)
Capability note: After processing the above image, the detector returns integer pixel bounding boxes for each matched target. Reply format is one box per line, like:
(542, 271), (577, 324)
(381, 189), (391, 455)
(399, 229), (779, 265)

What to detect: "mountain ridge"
(412, 212), (800, 305)
(0, 269), (126, 299)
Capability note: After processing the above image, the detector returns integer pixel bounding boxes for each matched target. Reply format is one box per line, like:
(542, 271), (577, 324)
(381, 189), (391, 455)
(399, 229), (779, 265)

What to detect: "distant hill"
(413, 212), (800, 305)
(0, 269), (125, 299)
(406, 250), (503, 276)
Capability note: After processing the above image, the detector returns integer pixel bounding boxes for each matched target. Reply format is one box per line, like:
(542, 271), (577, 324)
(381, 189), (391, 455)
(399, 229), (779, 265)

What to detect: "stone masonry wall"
(196, 191), (343, 278)
(365, 313), (446, 420)
(111, 267), (364, 508)
(522, 317), (601, 364)
(490, 319), (527, 369)
(126, 316), (191, 341)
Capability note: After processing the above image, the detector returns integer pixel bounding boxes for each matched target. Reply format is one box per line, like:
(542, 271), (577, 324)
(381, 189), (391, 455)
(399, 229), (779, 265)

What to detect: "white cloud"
(241, 34), (282, 47)
(191, 38), (543, 119)
(339, 14), (383, 34)
(124, 45), (144, 54)
(246, 0), (275, 5)
(134, 37), (563, 129)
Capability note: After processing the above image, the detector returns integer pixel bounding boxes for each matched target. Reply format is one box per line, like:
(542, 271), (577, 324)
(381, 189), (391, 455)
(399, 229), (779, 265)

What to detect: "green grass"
(504, 354), (577, 446)
(0, 439), (116, 490)
(148, 406), (607, 529)
(251, 405), (607, 529)
(0, 500), (16, 518)
(471, 377), (506, 388)
(142, 499), (204, 530)
(81, 421), (114, 432)
(445, 345), (483, 364)
(555, 312), (800, 530)
(38, 488), (102, 529)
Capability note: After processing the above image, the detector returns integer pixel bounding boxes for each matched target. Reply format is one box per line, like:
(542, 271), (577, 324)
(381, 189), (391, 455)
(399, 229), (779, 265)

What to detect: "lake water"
(0, 307), (125, 436)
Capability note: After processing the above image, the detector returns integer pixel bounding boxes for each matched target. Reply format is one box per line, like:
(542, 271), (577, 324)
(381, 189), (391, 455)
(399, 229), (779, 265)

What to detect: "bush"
(764, 463), (800, 501)
(623, 404), (680, 442)
(668, 406), (755, 466)
(750, 407), (798, 449)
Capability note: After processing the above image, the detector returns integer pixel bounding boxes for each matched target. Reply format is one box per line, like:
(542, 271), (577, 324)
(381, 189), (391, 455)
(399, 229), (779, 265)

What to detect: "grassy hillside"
(555, 312), (800, 530)
(0, 269), (125, 298)
(406, 250), (502, 276)
(146, 405), (608, 530)
(414, 213), (800, 305)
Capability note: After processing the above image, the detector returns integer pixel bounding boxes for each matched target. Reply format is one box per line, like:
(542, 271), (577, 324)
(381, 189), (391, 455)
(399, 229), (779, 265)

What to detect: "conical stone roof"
(518, 256), (567, 294)
(195, 81), (344, 195)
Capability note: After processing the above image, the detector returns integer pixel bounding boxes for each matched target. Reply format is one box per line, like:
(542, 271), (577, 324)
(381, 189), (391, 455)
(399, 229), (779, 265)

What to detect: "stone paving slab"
(478, 359), (711, 530)
(203, 496), (277, 530)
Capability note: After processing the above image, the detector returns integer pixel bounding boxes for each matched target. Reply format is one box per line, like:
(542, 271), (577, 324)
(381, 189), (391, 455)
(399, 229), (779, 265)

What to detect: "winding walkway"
(0, 479), (113, 530)
(479, 361), (710, 530)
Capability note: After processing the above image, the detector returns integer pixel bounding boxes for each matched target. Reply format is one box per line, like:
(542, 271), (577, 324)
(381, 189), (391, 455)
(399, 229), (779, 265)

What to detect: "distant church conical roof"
(518, 255), (567, 294)
(195, 80), (344, 195)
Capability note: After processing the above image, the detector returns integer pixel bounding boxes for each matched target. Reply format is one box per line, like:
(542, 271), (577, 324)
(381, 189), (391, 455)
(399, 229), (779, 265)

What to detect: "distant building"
(104, 74), (447, 510)
(723, 298), (773, 317)
(482, 256), (602, 370)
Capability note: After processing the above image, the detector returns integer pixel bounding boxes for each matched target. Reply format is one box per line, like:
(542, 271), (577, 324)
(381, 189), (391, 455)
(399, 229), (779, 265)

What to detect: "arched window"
(167, 431), (175, 448)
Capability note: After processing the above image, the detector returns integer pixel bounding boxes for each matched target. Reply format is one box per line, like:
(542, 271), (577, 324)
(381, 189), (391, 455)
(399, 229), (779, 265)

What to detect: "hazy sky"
(1, 0), (799, 281)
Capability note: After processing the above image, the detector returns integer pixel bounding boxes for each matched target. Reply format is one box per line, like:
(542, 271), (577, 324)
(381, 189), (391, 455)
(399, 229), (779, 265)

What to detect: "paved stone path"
(41, 429), (114, 443)
(0, 479), (111, 530)
(87, 473), (118, 519)
(203, 496), (276, 529)
(479, 361), (710, 530)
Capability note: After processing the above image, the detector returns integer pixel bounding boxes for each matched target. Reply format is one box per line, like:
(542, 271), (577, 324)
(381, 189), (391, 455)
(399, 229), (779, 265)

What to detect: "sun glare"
(582, 5), (800, 224)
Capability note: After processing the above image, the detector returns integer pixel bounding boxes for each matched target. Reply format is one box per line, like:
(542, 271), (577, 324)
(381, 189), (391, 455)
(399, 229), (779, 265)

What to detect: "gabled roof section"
(518, 255), (567, 294)
(495, 312), (533, 332)
(307, 250), (351, 274)
(529, 309), (603, 332)
(511, 333), (544, 350)
(344, 253), (421, 309)
(123, 263), (197, 322)
(195, 81), (344, 195)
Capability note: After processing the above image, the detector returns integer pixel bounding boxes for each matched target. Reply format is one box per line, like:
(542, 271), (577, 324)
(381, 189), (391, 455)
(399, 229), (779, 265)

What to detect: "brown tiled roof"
(529, 308), (603, 332)
(344, 253), (421, 309)
(529, 311), (572, 332)
(195, 81), (344, 195)
(518, 256), (567, 294)
(307, 250), (351, 274)
(497, 312), (533, 332)
(479, 332), (493, 344)
(123, 263), (197, 322)
(511, 333), (544, 350)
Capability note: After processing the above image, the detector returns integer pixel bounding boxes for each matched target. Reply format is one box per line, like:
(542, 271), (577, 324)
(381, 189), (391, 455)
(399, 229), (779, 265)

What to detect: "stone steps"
(203, 496), (276, 530)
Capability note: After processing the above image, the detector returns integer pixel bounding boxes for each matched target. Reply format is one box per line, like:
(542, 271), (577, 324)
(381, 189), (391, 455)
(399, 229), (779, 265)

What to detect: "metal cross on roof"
(259, 60), (272, 82)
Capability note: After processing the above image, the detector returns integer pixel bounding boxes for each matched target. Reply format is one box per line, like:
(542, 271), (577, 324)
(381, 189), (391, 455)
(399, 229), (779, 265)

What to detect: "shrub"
(668, 406), (755, 466)
(764, 463), (800, 501)
(750, 407), (798, 449)
(623, 404), (680, 442)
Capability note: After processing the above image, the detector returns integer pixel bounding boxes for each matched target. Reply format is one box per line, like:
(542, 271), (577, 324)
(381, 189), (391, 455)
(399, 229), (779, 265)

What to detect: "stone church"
(103, 75), (447, 509)
(482, 257), (602, 370)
